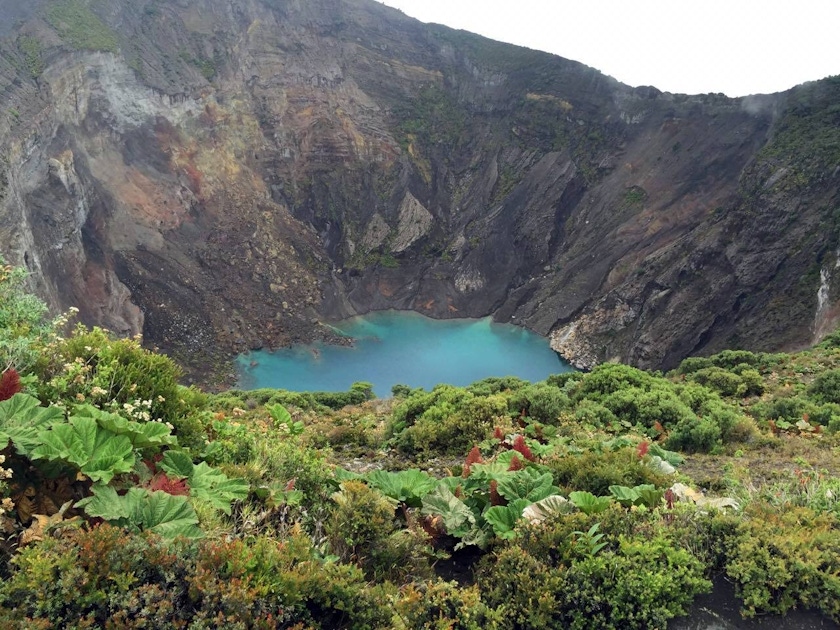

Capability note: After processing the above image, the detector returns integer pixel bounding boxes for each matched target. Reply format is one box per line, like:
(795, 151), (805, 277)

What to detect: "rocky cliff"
(0, 0), (838, 383)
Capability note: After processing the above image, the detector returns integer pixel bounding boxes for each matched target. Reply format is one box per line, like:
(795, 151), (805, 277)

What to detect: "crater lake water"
(236, 311), (572, 396)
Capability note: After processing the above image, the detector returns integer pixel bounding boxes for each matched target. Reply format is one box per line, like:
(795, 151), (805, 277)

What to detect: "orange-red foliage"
(148, 473), (189, 496)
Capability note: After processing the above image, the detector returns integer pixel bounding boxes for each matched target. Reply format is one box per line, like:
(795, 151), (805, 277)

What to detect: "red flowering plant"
(462, 445), (483, 478)
(0, 368), (22, 401)
(512, 435), (536, 462)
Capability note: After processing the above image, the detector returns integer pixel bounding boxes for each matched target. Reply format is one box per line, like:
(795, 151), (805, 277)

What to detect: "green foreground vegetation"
(2, 257), (840, 629)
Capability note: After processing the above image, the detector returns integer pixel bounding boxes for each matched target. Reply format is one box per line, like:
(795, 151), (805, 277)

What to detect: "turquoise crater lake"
(236, 311), (572, 396)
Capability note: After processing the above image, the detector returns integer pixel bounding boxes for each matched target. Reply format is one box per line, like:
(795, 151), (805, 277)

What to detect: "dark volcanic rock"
(0, 0), (838, 382)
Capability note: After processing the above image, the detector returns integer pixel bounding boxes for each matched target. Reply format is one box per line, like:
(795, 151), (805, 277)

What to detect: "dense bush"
(396, 580), (496, 629)
(548, 448), (669, 495)
(665, 416), (723, 453)
(479, 546), (566, 628)
(0, 259), (57, 374)
(809, 368), (840, 404)
(687, 367), (745, 397)
(467, 376), (528, 397)
(508, 383), (570, 425)
(572, 364), (658, 401)
(682, 364), (764, 398)
(600, 387), (694, 431)
(390, 384), (473, 432)
(34, 326), (185, 425)
(0, 525), (395, 629)
(557, 536), (709, 629)
(727, 505), (840, 620)
(394, 390), (506, 454)
(675, 356), (714, 375)
(572, 399), (619, 427)
(215, 382), (374, 413)
(750, 394), (840, 428)
(249, 438), (334, 510)
(326, 480), (433, 582)
(479, 514), (710, 630)
(711, 349), (760, 370)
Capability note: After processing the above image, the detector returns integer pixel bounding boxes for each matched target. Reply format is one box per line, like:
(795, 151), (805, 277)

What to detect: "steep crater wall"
(1, 0), (839, 383)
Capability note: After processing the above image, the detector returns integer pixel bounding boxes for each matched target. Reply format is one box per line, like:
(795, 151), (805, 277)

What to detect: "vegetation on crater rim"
(1, 256), (840, 628)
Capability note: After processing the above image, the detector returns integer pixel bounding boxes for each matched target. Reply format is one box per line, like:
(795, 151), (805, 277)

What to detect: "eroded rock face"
(1, 0), (838, 382)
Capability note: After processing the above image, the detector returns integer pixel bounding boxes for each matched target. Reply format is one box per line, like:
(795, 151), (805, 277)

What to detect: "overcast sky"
(378, 0), (840, 97)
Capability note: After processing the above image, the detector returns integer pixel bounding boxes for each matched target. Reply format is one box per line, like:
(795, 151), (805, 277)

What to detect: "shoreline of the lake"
(236, 310), (572, 396)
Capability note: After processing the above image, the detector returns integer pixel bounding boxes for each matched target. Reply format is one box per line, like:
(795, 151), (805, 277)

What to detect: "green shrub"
(18, 36), (44, 78)
(711, 349), (759, 369)
(0, 525), (394, 628)
(548, 449), (669, 496)
(556, 536), (709, 629)
(35, 326), (184, 425)
(809, 369), (840, 404)
(391, 383), (413, 398)
(675, 382), (717, 411)
(573, 364), (657, 401)
(479, 517), (709, 630)
(395, 391), (506, 454)
(675, 356), (714, 375)
(545, 372), (583, 389)
(683, 365), (764, 399)
(508, 384), (570, 425)
(698, 397), (742, 440)
(249, 438), (333, 510)
(727, 505), (840, 620)
(169, 386), (210, 451)
(479, 546), (566, 629)
(750, 394), (816, 425)
(391, 385), (472, 431)
(467, 376), (528, 397)
(665, 416), (722, 453)
(215, 384), (372, 413)
(735, 367), (765, 396)
(687, 367), (744, 397)
(596, 503), (741, 573)
(818, 328), (840, 349)
(0, 260), (55, 374)
(396, 580), (496, 629)
(326, 481), (433, 582)
(573, 399), (619, 427)
(201, 413), (255, 466)
(601, 387), (695, 432)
